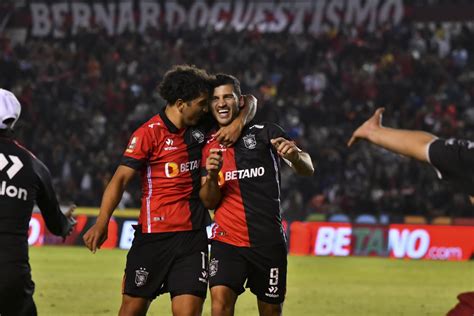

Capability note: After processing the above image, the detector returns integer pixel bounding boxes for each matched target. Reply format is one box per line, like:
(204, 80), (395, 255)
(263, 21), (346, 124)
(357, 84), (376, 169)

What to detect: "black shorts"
(123, 227), (209, 300)
(0, 263), (37, 316)
(209, 240), (287, 304)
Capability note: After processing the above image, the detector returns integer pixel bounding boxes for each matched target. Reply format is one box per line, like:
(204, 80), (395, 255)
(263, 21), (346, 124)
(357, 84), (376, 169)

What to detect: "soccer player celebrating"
(83, 65), (256, 316)
(200, 74), (314, 316)
(348, 107), (474, 315)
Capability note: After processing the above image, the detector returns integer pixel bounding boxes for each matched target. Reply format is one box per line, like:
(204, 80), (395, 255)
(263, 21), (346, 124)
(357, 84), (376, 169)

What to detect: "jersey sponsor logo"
(192, 129), (205, 143)
(243, 134), (257, 149)
(164, 138), (178, 151)
(209, 258), (218, 277)
(224, 167), (265, 181)
(0, 181), (28, 200)
(125, 137), (138, 153)
(164, 159), (200, 178)
(0, 154), (23, 178)
(148, 122), (161, 128)
(135, 267), (149, 287)
(217, 171), (225, 186)
(164, 162), (179, 178)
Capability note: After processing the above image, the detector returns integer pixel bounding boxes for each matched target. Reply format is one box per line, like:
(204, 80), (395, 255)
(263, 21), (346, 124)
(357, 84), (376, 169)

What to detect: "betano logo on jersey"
(164, 159), (200, 178)
(224, 167), (265, 181)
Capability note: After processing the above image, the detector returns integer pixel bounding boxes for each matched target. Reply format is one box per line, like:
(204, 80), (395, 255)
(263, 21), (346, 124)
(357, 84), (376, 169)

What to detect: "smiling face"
(211, 84), (241, 127)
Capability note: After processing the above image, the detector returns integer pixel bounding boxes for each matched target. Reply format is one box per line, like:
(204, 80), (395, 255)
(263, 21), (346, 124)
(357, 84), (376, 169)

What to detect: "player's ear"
(176, 99), (185, 112)
(239, 95), (244, 109)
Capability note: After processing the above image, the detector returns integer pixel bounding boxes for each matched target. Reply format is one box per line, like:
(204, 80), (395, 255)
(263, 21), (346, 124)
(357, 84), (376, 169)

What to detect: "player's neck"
(165, 105), (185, 129)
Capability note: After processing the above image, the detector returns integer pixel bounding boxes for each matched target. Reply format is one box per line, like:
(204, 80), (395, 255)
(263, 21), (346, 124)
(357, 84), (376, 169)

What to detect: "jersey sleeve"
(265, 122), (292, 144)
(32, 157), (72, 237)
(121, 126), (155, 170)
(428, 138), (474, 195)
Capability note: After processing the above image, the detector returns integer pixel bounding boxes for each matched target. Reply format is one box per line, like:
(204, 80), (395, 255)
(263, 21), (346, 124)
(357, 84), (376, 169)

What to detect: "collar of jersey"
(159, 107), (181, 134)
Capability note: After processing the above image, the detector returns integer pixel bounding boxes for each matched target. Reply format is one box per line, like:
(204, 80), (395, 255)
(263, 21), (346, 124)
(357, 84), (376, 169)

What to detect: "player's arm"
(271, 137), (314, 176)
(347, 108), (436, 162)
(215, 94), (257, 147)
(199, 149), (223, 209)
(83, 165), (136, 253)
(32, 157), (76, 238)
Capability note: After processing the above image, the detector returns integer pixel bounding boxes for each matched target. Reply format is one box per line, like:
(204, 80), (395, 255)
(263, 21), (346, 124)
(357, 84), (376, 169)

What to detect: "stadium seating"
(404, 215), (428, 225)
(453, 218), (474, 226)
(431, 216), (452, 225)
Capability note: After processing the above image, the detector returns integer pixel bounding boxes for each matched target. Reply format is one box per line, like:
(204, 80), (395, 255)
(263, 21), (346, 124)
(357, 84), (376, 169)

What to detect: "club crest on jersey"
(126, 137), (138, 153)
(243, 134), (257, 149)
(209, 259), (219, 277)
(135, 267), (149, 287)
(192, 129), (205, 143)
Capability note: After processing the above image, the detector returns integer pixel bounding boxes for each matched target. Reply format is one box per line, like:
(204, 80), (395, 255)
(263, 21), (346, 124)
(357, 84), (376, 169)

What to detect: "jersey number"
(269, 267), (279, 286)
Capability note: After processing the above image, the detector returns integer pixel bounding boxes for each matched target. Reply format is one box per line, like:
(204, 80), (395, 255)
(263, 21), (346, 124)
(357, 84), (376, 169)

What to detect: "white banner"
(29, 0), (404, 37)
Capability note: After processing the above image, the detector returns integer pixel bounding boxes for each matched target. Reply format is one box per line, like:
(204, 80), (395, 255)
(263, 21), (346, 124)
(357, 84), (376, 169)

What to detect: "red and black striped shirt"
(202, 122), (289, 247)
(122, 108), (211, 233)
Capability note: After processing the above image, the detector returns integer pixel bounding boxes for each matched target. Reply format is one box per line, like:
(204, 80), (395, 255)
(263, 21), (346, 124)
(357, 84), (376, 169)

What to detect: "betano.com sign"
(29, 213), (474, 261)
(290, 222), (474, 261)
(27, 0), (404, 37)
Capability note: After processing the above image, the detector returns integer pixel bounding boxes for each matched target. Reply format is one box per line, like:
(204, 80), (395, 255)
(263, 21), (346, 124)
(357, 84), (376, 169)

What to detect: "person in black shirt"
(200, 74), (314, 316)
(0, 88), (76, 316)
(348, 107), (474, 316)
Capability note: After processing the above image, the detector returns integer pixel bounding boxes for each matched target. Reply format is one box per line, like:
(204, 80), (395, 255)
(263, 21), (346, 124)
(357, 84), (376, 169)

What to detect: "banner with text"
(289, 221), (474, 261)
(29, 214), (474, 261)
(24, 0), (404, 37)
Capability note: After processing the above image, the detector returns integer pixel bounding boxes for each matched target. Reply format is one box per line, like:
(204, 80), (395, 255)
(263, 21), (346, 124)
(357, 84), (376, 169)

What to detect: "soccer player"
(348, 107), (474, 315)
(200, 74), (314, 316)
(0, 88), (76, 316)
(348, 107), (474, 202)
(83, 65), (256, 316)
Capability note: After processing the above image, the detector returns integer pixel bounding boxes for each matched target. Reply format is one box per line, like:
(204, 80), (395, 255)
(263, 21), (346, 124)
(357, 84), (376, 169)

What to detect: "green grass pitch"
(30, 246), (473, 315)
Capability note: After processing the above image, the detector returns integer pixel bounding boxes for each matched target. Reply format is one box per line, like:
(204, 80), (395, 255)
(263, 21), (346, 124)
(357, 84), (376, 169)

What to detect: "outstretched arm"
(83, 165), (136, 253)
(215, 94), (257, 147)
(271, 137), (314, 176)
(347, 108), (436, 163)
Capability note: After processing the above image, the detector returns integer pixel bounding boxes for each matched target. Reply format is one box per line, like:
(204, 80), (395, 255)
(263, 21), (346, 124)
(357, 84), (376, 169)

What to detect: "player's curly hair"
(159, 65), (214, 104)
(213, 73), (242, 98)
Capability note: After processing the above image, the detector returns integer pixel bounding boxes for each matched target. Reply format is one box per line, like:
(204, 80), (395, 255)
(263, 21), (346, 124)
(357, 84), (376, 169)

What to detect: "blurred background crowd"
(0, 5), (473, 222)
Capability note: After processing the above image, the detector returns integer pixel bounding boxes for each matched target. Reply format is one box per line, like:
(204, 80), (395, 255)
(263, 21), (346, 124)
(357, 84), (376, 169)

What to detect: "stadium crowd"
(0, 19), (473, 222)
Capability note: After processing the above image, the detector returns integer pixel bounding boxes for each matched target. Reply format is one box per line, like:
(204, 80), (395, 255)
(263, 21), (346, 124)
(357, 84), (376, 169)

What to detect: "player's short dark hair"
(159, 65), (214, 104)
(213, 74), (242, 98)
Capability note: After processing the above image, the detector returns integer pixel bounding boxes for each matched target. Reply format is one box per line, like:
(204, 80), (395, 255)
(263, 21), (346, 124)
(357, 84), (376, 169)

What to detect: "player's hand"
(206, 149), (223, 180)
(271, 137), (300, 162)
(83, 220), (108, 254)
(242, 94), (257, 109)
(347, 107), (385, 147)
(62, 204), (77, 241)
(215, 122), (242, 147)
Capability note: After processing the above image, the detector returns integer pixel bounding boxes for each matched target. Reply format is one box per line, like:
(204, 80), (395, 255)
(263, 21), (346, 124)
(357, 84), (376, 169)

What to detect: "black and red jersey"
(202, 122), (289, 247)
(0, 131), (73, 263)
(121, 108), (211, 233)
(428, 138), (474, 195)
